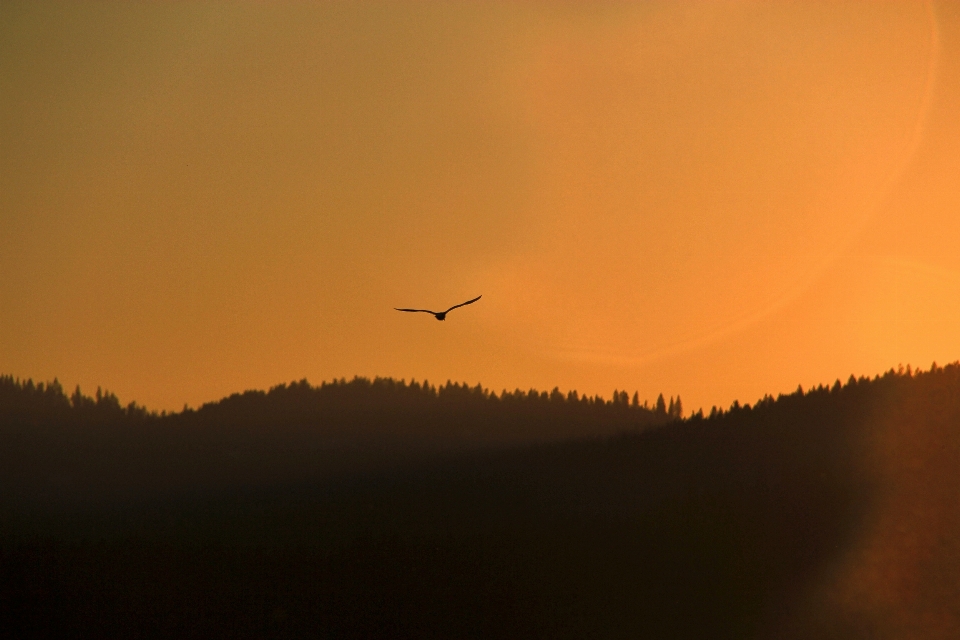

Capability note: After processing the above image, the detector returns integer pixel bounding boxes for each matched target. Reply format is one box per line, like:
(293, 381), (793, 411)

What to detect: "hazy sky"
(2, 1), (959, 412)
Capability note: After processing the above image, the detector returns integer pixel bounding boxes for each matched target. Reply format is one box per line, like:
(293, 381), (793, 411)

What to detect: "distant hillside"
(1, 365), (958, 639)
(0, 374), (682, 434)
(0, 376), (677, 503)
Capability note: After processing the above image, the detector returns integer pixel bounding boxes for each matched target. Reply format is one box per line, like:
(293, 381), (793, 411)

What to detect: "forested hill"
(1, 364), (957, 505)
(2, 365), (959, 638)
(180, 375), (683, 444)
(0, 375), (680, 435)
(0, 375), (678, 501)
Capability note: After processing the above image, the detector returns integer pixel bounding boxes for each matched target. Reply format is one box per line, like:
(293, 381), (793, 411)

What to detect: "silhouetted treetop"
(4, 363), (960, 437)
(0, 376), (149, 429)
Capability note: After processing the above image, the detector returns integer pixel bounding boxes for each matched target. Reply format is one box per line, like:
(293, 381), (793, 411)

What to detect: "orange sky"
(2, 1), (959, 413)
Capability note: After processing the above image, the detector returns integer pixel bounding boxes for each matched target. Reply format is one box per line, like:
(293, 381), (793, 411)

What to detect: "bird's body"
(395, 295), (482, 321)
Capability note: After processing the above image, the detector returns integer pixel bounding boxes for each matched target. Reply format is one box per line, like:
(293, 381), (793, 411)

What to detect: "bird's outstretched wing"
(442, 295), (482, 314)
(394, 308), (439, 314)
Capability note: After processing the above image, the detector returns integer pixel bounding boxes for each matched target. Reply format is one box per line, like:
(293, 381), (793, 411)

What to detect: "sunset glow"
(3, 1), (959, 414)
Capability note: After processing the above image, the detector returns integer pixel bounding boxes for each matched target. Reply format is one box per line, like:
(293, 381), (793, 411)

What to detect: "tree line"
(0, 374), (683, 429)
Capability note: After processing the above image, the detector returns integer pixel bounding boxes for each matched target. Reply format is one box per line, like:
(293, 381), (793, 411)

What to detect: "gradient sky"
(2, 1), (959, 413)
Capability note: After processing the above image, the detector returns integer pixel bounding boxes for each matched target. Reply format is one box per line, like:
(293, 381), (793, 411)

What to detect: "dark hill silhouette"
(1, 365), (958, 638)
(0, 376), (675, 503)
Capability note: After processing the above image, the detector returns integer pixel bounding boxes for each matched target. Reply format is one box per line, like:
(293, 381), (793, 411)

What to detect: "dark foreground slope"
(1, 368), (958, 639)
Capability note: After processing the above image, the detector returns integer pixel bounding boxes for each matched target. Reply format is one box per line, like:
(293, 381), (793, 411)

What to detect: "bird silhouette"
(395, 295), (482, 321)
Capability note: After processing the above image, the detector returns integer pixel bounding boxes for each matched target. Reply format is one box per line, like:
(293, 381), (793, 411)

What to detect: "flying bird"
(395, 295), (482, 321)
